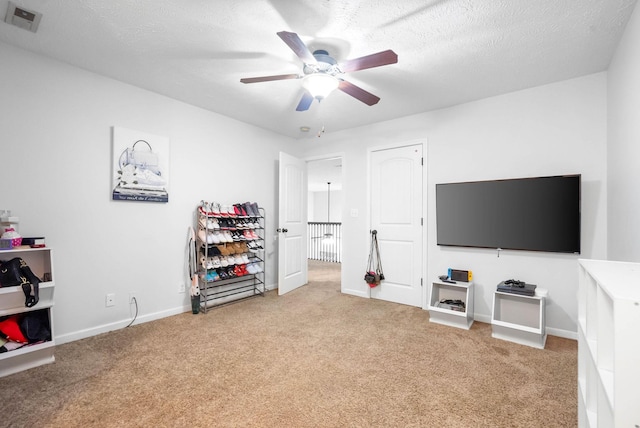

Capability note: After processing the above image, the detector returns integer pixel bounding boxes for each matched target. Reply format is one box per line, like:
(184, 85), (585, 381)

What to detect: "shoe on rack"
(200, 217), (218, 229)
(220, 256), (229, 267)
(246, 263), (257, 274)
(210, 202), (221, 216)
(198, 217), (208, 229)
(240, 202), (252, 217)
(250, 202), (260, 217)
(234, 265), (244, 277)
(217, 269), (229, 280)
(253, 263), (263, 273)
(242, 253), (250, 264)
(205, 245), (220, 256)
(198, 200), (208, 216)
(238, 264), (248, 276)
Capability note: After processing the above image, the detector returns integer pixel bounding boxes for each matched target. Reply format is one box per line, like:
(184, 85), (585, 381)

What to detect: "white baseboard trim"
(545, 327), (577, 340)
(56, 285), (278, 345)
(55, 305), (189, 345)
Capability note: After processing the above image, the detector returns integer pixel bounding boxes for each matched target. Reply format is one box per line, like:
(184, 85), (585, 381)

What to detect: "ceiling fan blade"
(340, 49), (398, 73)
(240, 74), (300, 84)
(296, 92), (315, 111)
(338, 80), (381, 106)
(277, 31), (317, 64)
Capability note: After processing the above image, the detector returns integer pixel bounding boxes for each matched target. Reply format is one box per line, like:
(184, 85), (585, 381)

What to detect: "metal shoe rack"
(195, 203), (265, 313)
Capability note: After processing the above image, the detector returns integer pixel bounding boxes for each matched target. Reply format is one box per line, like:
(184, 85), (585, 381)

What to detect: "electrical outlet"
(129, 292), (137, 304)
(179, 283), (186, 293)
(105, 293), (115, 307)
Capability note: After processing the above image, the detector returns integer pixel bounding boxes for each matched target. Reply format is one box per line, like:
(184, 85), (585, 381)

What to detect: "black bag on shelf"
(0, 257), (23, 287)
(19, 310), (51, 343)
(0, 257), (40, 307)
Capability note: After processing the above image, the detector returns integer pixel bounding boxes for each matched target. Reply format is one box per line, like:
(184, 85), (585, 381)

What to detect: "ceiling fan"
(240, 31), (398, 111)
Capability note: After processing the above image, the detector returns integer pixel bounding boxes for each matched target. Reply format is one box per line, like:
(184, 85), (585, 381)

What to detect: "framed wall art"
(112, 127), (170, 203)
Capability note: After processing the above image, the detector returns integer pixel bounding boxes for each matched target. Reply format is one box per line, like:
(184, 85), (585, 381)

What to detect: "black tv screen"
(436, 175), (581, 254)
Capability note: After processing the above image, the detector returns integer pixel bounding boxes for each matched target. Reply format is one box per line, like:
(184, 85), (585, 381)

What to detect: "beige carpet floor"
(1, 261), (577, 427)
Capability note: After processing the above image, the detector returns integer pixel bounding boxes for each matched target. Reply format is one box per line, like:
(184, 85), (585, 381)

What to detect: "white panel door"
(278, 152), (308, 295)
(370, 144), (423, 307)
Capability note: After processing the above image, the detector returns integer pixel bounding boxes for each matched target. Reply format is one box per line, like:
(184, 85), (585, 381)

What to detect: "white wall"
(300, 73), (608, 337)
(607, 2), (640, 262)
(0, 42), (296, 343)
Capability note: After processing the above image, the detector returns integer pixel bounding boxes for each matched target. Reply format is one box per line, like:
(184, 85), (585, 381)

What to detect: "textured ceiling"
(0, 0), (637, 139)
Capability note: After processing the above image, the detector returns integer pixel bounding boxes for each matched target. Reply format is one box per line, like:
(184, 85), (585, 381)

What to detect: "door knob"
(277, 228), (288, 233)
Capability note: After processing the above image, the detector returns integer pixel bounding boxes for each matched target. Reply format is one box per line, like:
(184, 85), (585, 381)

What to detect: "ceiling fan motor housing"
(304, 50), (341, 76)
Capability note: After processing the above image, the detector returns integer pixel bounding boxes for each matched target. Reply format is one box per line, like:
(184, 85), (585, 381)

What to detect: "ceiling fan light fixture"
(302, 73), (339, 99)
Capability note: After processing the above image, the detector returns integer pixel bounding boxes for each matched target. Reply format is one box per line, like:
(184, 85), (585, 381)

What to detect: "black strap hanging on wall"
(364, 230), (385, 288)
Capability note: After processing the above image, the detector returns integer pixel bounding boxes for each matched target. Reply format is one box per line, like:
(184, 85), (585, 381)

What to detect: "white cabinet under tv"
(428, 280), (474, 329)
(491, 291), (546, 349)
(577, 259), (640, 427)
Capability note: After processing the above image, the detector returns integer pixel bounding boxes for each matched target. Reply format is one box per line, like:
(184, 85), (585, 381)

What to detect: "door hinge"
(421, 217), (423, 226)
(421, 157), (424, 166)
(421, 278), (423, 287)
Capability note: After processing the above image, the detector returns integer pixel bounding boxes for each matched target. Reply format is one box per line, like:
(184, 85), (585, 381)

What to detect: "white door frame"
(367, 140), (428, 309)
(305, 152), (346, 290)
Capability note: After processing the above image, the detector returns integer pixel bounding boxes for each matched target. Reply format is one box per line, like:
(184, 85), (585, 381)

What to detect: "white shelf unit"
(428, 280), (474, 330)
(577, 259), (640, 428)
(0, 247), (55, 377)
(491, 291), (546, 349)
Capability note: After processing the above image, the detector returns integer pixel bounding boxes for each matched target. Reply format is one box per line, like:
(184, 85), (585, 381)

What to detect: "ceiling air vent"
(4, 1), (42, 33)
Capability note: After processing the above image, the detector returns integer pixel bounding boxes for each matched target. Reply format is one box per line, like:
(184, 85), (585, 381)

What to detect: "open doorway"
(307, 157), (343, 286)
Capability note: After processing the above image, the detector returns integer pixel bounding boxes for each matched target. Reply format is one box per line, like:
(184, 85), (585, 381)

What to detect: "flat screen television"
(436, 174), (581, 254)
